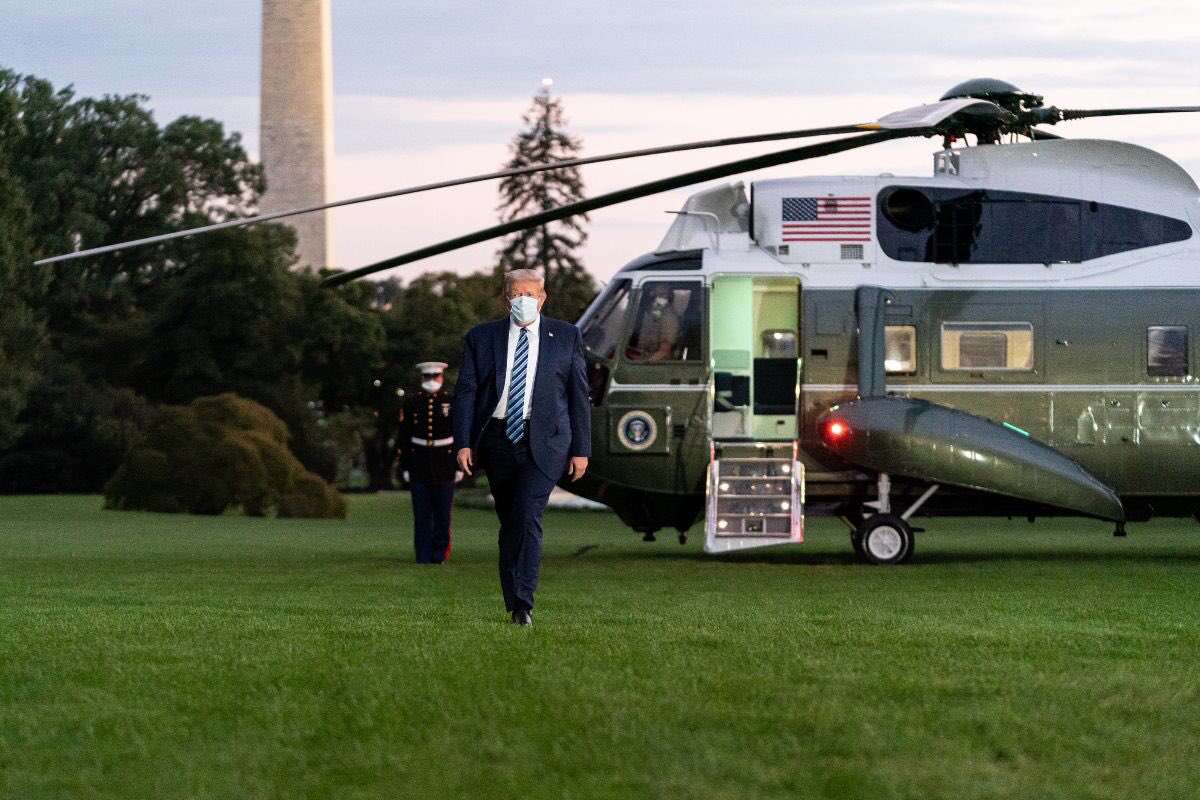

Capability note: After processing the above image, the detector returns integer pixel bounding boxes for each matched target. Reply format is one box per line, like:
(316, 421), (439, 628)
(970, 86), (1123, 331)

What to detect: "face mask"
(652, 297), (669, 309)
(510, 295), (539, 325)
(421, 379), (441, 393)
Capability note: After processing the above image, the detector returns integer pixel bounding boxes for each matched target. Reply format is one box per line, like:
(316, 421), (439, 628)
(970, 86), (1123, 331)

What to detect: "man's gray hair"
(503, 268), (545, 295)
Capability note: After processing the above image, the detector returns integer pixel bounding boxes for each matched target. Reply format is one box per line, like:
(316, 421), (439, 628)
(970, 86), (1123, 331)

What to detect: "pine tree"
(495, 85), (597, 322)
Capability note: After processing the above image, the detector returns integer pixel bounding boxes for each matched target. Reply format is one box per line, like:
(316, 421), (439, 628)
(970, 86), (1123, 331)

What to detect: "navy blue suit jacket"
(452, 316), (592, 479)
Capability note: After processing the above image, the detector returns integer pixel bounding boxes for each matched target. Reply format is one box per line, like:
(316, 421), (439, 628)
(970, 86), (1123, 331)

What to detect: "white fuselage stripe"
(608, 382), (1200, 394)
(803, 383), (1200, 393)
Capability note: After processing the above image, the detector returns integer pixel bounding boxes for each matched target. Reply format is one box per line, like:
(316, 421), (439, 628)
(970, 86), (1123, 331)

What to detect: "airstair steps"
(705, 442), (804, 553)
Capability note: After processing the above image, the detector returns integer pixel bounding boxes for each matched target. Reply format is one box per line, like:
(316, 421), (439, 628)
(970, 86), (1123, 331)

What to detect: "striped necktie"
(505, 327), (530, 444)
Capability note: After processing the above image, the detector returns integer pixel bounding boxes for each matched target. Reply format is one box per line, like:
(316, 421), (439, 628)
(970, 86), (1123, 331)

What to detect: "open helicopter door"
(705, 275), (804, 553)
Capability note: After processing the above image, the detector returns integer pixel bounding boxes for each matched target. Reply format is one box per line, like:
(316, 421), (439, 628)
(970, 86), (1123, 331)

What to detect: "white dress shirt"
(492, 315), (541, 420)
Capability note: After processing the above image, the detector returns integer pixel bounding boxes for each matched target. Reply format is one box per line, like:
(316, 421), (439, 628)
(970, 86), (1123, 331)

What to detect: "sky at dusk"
(3, 0), (1199, 282)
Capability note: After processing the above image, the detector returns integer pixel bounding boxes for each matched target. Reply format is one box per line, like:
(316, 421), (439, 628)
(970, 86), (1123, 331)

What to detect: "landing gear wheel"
(855, 514), (914, 565)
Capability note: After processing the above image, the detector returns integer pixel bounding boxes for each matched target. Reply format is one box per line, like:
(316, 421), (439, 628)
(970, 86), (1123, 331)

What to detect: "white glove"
(454, 470), (464, 484)
(402, 471), (410, 483)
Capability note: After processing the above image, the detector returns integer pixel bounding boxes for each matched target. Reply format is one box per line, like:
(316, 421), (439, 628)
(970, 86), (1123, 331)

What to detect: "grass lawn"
(3, 494), (1200, 799)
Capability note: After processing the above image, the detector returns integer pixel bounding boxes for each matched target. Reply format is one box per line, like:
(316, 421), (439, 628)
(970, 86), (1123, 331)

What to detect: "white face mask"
(510, 295), (540, 325)
(421, 379), (442, 393)
(652, 296), (669, 309)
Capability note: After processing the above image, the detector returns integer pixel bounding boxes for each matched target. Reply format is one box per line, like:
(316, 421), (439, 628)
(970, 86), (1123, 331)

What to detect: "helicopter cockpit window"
(940, 322), (1033, 371)
(884, 325), (917, 375)
(878, 186), (1191, 264)
(1148, 326), (1188, 378)
(580, 279), (631, 360)
(626, 281), (703, 362)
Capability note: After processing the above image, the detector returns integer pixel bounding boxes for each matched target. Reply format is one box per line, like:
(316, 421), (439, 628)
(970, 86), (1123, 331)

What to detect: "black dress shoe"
(512, 608), (532, 626)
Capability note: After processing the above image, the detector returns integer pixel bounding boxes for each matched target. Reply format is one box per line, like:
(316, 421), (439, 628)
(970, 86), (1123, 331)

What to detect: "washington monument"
(260, 0), (333, 269)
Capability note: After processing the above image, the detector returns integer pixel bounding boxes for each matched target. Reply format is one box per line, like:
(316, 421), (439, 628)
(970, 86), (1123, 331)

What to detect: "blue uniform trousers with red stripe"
(411, 481), (453, 564)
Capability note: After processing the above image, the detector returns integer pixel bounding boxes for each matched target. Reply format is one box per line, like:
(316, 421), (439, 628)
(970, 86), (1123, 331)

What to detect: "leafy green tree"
(0, 69), (401, 492)
(495, 85), (597, 322)
(120, 226), (344, 481)
(0, 356), (149, 493)
(0, 70), (384, 486)
(0, 69), (265, 344)
(0, 158), (44, 450)
(129, 226), (303, 406)
(297, 270), (386, 412)
(384, 271), (502, 384)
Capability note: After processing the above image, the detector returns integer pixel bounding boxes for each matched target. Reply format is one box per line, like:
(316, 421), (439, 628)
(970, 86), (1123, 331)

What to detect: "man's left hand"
(567, 456), (588, 482)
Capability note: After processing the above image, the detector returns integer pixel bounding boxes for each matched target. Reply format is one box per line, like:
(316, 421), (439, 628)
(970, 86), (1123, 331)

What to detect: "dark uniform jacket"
(398, 389), (458, 483)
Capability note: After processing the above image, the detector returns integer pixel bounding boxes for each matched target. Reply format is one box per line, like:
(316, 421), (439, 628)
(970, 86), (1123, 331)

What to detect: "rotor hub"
(939, 78), (1052, 143)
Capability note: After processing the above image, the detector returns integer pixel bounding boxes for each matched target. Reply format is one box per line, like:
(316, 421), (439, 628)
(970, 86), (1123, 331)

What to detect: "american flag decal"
(781, 196), (872, 242)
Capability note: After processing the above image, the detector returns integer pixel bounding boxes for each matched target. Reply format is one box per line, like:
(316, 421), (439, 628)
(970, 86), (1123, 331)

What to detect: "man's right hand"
(456, 447), (473, 476)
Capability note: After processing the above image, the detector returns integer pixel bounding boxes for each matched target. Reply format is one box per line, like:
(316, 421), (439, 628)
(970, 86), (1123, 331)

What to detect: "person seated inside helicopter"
(626, 284), (681, 361)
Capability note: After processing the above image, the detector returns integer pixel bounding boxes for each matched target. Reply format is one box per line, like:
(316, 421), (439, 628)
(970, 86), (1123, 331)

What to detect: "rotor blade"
(321, 128), (919, 287)
(1059, 105), (1200, 121)
(34, 121), (879, 267)
(1029, 105), (1200, 127)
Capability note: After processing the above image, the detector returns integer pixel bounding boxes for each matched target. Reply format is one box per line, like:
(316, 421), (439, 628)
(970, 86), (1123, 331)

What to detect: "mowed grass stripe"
(3, 494), (1200, 799)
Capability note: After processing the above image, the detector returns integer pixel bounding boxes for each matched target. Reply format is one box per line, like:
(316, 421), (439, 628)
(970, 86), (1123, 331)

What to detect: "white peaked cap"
(416, 361), (448, 374)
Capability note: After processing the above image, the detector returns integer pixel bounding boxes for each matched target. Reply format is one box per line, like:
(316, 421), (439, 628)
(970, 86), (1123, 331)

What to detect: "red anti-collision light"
(823, 419), (851, 444)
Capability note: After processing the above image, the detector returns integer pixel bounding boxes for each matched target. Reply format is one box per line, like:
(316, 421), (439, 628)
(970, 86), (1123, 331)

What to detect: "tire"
(856, 514), (914, 565)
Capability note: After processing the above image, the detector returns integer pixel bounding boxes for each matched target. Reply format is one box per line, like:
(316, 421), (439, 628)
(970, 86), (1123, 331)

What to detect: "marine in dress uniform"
(397, 362), (458, 564)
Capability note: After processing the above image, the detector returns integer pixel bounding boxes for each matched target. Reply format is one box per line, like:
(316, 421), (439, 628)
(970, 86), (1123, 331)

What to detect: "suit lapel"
(491, 319), (508, 396)
(532, 318), (555, 406)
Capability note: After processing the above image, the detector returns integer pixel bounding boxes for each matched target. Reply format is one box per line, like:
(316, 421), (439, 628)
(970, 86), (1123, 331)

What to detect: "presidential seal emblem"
(617, 410), (657, 451)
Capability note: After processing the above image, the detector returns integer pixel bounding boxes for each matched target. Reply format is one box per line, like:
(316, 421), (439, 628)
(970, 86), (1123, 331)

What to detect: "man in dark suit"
(453, 269), (592, 626)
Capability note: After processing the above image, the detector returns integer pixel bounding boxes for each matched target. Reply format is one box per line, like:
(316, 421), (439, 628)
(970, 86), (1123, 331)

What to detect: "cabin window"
(885, 325), (917, 375)
(625, 281), (703, 362)
(1148, 326), (1188, 377)
(940, 322), (1034, 371)
(580, 279), (631, 360)
(933, 198), (1082, 264)
(877, 186), (1191, 264)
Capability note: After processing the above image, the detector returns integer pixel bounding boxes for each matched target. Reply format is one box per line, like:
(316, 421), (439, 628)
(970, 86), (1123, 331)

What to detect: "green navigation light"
(1002, 421), (1031, 437)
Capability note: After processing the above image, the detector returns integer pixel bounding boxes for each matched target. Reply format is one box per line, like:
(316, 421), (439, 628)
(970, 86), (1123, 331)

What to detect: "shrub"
(104, 393), (346, 519)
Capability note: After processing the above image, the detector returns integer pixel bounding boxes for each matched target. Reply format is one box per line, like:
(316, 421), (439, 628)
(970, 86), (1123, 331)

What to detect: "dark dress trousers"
(452, 316), (592, 612)
(398, 388), (456, 563)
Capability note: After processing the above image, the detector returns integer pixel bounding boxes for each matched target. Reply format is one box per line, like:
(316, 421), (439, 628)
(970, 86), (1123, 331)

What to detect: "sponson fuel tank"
(819, 397), (1125, 521)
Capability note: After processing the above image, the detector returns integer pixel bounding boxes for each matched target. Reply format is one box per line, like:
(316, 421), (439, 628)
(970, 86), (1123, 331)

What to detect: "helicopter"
(42, 78), (1200, 565)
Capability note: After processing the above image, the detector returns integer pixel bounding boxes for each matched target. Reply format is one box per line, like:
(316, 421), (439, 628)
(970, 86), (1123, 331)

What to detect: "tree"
(0, 358), (150, 493)
(0, 70), (265, 345)
(0, 69), (398, 493)
(0, 70), (322, 489)
(384, 271), (503, 384)
(296, 271), (387, 412)
(127, 226), (304, 399)
(122, 227), (354, 482)
(495, 85), (597, 322)
(0, 159), (44, 451)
